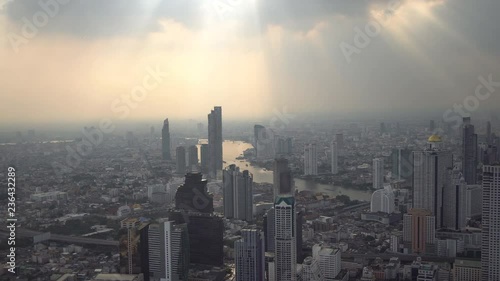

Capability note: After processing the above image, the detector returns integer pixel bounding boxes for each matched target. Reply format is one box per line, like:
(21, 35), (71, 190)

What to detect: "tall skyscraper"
(430, 120), (435, 132)
(187, 145), (198, 172)
(304, 143), (318, 176)
(462, 117), (478, 184)
(176, 146), (186, 175)
(273, 158), (294, 198)
(331, 141), (338, 175)
(208, 106), (223, 178)
(391, 148), (412, 180)
(148, 220), (189, 281)
(403, 209), (436, 255)
(486, 121), (492, 145)
(372, 158), (384, 189)
(442, 170), (467, 230)
(263, 208), (275, 252)
(175, 172), (213, 214)
(162, 119), (171, 160)
(481, 165), (500, 281)
(312, 244), (341, 280)
(223, 164), (254, 222)
(119, 221), (149, 276)
(200, 143), (209, 174)
(335, 133), (344, 155)
(235, 229), (265, 281)
(274, 196), (297, 281)
(413, 135), (453, 228)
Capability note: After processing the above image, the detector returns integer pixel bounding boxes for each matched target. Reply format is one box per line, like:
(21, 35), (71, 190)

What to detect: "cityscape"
(1, 1), (500, 281)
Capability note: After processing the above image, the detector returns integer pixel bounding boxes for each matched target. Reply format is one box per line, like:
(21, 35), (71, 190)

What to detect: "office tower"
(391, 148), (412, 180)
(335, 133), (344, 154)
(162, 119), (171, 160)
(175, 172), (213, 214)
(312, 244), (341, 280)
(481, 165), (500, 281)
(304, 143), (318, 176)
(403, 209), (436, 255)
(148, 220), (189, 281)
(486, 121), (492, 145)
(430, 120), (435, 132)
(168, 211), (224, 267)
(254, 124), (266, 158)
(465, 185), (482, 219)
(208, 106), (223, 178)
(274, 196), (297, 281)
(235, 229), (265, 281)
(462, 117), (478, 184)
(299, 257), (321, 281)
(200, 143), (209, 174)
(296, 211), (304, 264)
(372, 158), (384, 189)
(223, 165), (254, 222)
(370, 185), (395, 214)
(119, 222), (149, 276)
(442, 170), (467, 230)
(263, 208), (275, 253)
(331, 141), (338, 175)
(254, 124), (275, 159)
(274, 158), (294, 198)
(187, 145), (198, 171)
(413, 135), (453, 228)
(176, 146), (186, 175)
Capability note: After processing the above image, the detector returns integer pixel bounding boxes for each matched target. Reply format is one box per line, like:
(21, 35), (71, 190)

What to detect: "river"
(221, 140), (372, 202)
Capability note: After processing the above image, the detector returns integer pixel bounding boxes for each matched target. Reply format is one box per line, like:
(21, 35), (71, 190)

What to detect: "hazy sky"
(1, 0), (500, 125)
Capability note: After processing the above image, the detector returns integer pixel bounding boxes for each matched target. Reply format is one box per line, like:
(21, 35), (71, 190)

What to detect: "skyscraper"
(274, 196), (297, 281)
(176, 146), (186, 175)
(200, 143), (209, 174)
(175, 172), (213, 214)
(442, 170), (467, 230)
(235, 229), (265, 281)
(462, 117), (478, 184)
(486, 121), (492, 145)
(391, 148), (412, 180)
(372, 158), (384, 189)
(413, 135), (453, 228)
(187, 145), (198, 172)
(162, 118), (171, 160)
(148, 220), (189, 281)
(481, 165), (500, 281)
(208, 106), (223, 178)
(430, 120), (435, 132)
(263, 208), (275, 252)
(403, 209), (436, 255)
(370, 185), (395, 214)
(331, 141), (338, 175)
(304, 143), (318, 176)
(223, 164), (254, 222)
(312, 244), (341, 280)
(273, 158), (293, 198)
(119, 221), (149, 276)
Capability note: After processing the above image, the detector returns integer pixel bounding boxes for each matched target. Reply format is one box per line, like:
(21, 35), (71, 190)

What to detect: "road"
(0, 228), (118, 247)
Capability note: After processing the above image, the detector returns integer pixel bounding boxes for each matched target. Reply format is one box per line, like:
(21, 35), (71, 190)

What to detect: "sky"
(1, 0), (500, 126)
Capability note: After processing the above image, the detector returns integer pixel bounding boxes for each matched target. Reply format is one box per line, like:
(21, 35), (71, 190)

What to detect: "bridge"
(0, 228), (119, 247)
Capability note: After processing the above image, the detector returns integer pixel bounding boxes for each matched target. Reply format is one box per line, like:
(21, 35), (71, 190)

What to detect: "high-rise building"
(200, 143), (209, 174)
(331, 141), (338, 175)
(312, 244), (341, 280)
(187, 145), (198, 172)
(274, 196), (297, 281)
(176, 146), (186, 175)
(442, 170), (467, 230)
(481, 165), (500, 281)
(223, 164), (254, 222)
(373, 158), (384, 189)
(304, 143), (318, 176)
(175, 172), (213, 214)
(462, 117), (478, 184)
(465, 184), (482, 219)
(413, 134), (453, 228)
(454, 259), (482, 281)
(403, 209), (436, 255)
(147, 220), (189, 281)
(162, 119), (171, 160)
(391, 148), (412, 180)
(168, 211), (224, 267)
(254, 125), (274, 159)
(335, 133), (344, 155)
(273, 158), (294, 198)
(370, 185), (395, 214)
(486, 121), (492, 145)
(263, 208), (275, 253)
(208, 106), (223, 178)
(119, 221), (149, 276)
(235, 229), (265, 281)
(299, 257), (321, 281)
(430, 120), (435, 132)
